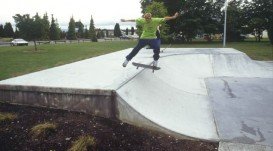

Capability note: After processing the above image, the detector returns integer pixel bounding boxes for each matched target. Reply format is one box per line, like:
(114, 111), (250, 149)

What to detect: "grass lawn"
(0, 40), (272, 80)
(0, 41), (136, 80)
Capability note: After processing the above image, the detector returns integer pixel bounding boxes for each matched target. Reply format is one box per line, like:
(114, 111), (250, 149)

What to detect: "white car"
(11, 39), (28, 46)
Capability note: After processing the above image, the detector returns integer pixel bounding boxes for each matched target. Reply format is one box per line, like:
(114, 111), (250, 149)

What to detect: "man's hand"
(164, 12), (180, 21)
(173, 12), (179, 19)
(121, 19), (136, 22)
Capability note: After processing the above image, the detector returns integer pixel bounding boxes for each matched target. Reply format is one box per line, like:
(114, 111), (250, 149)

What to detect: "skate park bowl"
(0, 48), (272, 150)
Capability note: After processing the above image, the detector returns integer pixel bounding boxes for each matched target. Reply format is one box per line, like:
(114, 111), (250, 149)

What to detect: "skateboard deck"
(132, 62), (161, 71)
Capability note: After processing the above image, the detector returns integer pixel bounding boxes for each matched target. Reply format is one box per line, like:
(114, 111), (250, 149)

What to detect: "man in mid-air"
(121, 12), (179, 67)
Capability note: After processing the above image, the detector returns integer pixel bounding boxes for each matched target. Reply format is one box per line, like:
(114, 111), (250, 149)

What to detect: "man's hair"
(143, 13), (152, 19)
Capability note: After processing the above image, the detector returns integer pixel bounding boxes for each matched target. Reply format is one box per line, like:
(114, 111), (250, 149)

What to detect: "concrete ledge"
(0, 85), (116, 118)
(0, 85), (112, 95)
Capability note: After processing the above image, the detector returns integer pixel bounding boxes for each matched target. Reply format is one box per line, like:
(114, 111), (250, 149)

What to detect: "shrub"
(30, 122), (56, 139)
(69, 135), (96, 151)
(0, 112), (17, 122)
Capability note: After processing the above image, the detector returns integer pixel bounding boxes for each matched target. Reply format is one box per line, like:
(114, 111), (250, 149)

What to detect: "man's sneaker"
(122, 59), (129, 67)
(152, 60), (158, 67)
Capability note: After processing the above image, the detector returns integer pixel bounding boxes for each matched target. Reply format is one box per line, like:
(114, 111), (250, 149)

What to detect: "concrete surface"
(207, 78), (273, 146)
(219, 142), (273, 151)
(0, 48), (272, 150)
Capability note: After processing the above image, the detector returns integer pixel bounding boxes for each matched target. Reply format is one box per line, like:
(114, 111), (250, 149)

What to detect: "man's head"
(143, 13), (152, 21)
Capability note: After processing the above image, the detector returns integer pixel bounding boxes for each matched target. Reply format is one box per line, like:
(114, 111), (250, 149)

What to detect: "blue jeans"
(126, 39), (160, 61)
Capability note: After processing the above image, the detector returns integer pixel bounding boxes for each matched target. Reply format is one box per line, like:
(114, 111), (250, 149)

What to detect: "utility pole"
(223, 3), (227, 47)
(222, 0), (229, 48)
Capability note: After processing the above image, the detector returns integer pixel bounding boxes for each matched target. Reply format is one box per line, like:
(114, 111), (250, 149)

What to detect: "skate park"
(0, 47), (272, 150)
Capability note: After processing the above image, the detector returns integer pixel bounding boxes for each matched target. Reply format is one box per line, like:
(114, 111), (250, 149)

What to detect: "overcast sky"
(0, 0), (142, 29)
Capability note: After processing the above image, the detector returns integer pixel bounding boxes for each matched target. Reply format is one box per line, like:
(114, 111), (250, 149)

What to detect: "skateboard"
(132, 62), (161, 72)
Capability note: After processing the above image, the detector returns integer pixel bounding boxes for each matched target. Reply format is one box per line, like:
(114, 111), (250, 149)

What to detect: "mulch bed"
(0, 102), (218, 151)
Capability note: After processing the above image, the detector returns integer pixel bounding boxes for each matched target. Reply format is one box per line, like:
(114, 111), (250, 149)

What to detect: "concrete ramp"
(0, 48), (272, 148)
(117, 54), (218, 140)
(117, 48), (272, 143)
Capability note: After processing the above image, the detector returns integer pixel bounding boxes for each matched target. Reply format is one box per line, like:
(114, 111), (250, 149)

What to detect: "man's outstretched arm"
(164, 12), (179, 21)
(121, 19), (136, 22)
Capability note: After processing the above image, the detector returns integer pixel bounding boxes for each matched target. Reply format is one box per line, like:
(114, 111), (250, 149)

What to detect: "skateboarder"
(121, 12), (179, 67)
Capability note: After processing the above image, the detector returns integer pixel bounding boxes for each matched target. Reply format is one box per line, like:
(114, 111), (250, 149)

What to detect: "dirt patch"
(0, 102), (218, 151)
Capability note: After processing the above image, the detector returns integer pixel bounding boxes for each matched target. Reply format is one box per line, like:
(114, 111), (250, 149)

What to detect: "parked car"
(120, 35), (130, 39)
(11, 39), (28, 46)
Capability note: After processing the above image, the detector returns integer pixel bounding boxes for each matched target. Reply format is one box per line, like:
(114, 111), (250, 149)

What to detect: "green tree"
(89, 16), (97, 42)
(67, 17), (76, 40)
(14, 28), (20, 38)
(13, 14), (33, 40)
(243, 0), (272, 43)
(249, 18), (266, 42)
(223, 0), (245, 42)
(131, 27), (135, 35)
(201, 1), (222, 41)
(142, 0), (223, 42)
(75, 20), (84, 38)
(49, 15), (61, 40)
(41, 13), (50, 40)
(268, 18), (273, 45)
(126, 28), (129, 35)
(145, 1), (168, 17)
(151, 0), (184, 35)
(3, 22), (14, 38)
(100, 30), (105, 38)
(0, 24), (4, 37)
(32, 13), (46, 50)
(178, 0), (221, 42)
(96, 29), (105, 39)
(114, 23), (122, 37)
(60, 31), (66, 39)
(96, 29), (102, 39)
(84, 26), (89, 38)
(106, 30), (109, 37)
(13, 13), (45, 50)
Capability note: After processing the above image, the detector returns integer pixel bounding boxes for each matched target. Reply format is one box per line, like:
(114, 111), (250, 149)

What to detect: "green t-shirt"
(136, 18), (165, 39)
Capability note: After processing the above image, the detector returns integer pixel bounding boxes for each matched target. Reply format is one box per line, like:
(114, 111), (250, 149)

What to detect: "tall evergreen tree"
(42, 13), (50, 40)
(126, 28), (129, 35)
(96, 29), (102, 39)
(49, 15), (61, 40)
(114, 23), (122, 37)
(32, 13), (45, 50)
(67, 16), (76, 40)
(33, 13), (43, 40)
(100, 30), (105, 38)
(89, 16), (97, 42)
(131, 27), (135, 35)
(55, 19), (62, 39)
(60, 31), (66, 39)
(75, 21), (84, 38)
(106, 30), (109, 37)
(0, 24), (4, 37)
(84, 26), (89, 38)
(3, 22), (14, 38)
